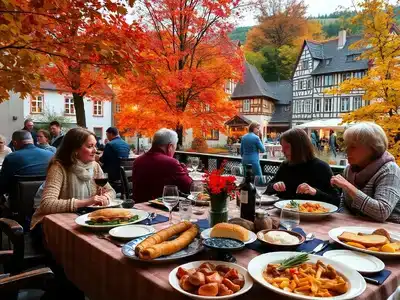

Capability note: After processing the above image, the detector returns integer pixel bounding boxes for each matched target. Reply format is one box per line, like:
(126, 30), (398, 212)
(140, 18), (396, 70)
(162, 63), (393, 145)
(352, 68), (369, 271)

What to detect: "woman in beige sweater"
(31, 127), (116, 229)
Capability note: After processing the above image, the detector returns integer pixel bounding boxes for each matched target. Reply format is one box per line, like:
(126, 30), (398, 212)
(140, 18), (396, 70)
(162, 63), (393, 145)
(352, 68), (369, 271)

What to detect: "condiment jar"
(254, 209), (273, 232)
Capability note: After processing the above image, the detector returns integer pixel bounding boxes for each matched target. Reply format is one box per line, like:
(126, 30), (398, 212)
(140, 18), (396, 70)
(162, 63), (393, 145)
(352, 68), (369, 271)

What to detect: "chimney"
(338, 30), (347, 49)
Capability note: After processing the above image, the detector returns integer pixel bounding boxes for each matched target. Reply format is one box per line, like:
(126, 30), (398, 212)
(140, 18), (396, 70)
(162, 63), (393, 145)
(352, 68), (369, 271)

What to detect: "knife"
(363, 276), (380, 285)
(307, 241), (329, 254)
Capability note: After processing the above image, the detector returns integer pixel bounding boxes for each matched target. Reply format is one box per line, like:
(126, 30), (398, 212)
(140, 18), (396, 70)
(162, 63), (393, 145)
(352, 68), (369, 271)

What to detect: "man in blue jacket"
(99, 127), (130, 182)
(0, 130), (53, 195)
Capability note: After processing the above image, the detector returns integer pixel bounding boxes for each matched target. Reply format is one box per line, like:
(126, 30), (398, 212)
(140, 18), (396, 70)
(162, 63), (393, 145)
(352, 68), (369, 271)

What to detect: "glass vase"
(209, 193), (229, 227)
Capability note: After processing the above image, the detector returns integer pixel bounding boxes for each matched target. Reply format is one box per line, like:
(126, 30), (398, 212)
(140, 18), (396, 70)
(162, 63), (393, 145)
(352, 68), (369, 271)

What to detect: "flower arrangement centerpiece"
(202, 161), (236, 226)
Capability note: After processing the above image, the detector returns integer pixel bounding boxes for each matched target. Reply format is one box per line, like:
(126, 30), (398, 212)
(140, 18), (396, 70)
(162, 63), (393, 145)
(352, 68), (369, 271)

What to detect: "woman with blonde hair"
(0, 135), (12, 164)
(31, 127), (115, 230)
(240, 122), (265, 176)
(331, 122), (400, 223)
(267, 128), (339, 205)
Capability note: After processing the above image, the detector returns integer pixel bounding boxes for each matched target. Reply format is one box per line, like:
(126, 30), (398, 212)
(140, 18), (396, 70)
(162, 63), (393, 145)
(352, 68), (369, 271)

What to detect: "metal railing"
(175, 151), (345, 180)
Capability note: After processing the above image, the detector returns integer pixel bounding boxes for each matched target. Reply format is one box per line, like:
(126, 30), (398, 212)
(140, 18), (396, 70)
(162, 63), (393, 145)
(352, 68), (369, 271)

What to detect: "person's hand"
(273, 182), (286, 192)
(89, 195), (109, 206)
(331, 174), (350, 190)
(296, 183), (317, 196)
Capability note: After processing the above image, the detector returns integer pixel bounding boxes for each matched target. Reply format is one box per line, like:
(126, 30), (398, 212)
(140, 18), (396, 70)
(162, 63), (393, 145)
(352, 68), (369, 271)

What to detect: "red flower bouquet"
(202, 161), (236, 197)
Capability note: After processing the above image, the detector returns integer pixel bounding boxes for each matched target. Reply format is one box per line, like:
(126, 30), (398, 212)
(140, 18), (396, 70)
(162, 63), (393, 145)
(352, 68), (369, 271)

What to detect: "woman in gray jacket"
(331, 122), (400, 223)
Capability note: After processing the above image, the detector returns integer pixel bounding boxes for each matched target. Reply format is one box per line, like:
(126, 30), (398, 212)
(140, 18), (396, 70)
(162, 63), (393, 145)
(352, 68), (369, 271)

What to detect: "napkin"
(138, 214), (169, 225)
(194, 219), (210, 230)
(364, 269), (392, 285)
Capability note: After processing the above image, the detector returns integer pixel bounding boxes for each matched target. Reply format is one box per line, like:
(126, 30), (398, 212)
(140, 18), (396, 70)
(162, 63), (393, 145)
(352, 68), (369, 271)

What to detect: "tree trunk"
(73, 93), (86, 128)
(176, 124), (183, 149)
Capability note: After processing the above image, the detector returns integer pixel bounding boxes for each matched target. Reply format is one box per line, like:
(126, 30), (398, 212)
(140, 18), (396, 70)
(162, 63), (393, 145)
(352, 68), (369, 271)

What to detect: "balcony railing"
(175, 151), (345, 180)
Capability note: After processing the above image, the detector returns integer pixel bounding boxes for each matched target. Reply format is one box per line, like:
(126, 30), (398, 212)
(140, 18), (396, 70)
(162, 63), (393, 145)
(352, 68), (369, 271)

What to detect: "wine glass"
(190, 157), (200, 175)
(94, 173), (108, 197)
(254, 175), (268, 210)
(231, 165), (244, 186)
(162, 185), (179, 225)
(280, 207), (300, 231)
(190, 181), (205, 218)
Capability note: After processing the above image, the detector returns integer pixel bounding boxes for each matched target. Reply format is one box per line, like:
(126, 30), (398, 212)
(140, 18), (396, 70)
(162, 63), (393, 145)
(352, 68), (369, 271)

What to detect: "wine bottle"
(239, 164), (256, 222)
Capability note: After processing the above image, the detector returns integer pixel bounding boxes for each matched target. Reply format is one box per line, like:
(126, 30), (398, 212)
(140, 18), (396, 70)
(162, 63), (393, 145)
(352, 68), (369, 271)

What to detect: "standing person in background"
(49, 121), (65, 148)
(240, 122), (266, 176)
(0, 135), (12, 164)
(98, 127), (130, 182)
(329, 129), (337, 157)
(37, 129), (57, 153)
(311, 130), (319, 151)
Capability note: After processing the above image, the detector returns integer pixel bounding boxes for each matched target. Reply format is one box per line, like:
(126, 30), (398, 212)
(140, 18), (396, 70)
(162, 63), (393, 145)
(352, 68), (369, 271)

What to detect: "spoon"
(306, 232), (315, 241)
(147, 212), (157, 225)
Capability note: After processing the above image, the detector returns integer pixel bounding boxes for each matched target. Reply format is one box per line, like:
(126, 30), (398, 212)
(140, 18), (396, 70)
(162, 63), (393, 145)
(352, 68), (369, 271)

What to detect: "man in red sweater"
(132, 128), (192, 203)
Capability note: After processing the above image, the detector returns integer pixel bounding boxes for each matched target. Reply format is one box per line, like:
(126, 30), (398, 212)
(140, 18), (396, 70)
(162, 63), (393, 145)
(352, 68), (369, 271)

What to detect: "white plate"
(109, 224), (155, 240)
(256, 195), (279, 204)
(323, 250), (385, 274)
(88, 199), (123, 209)
(274, 200), (338, 220)
(248, 251), (366, 300)
(329, 226), (400, 257)
(201, 228), (257, 245)
(75, 209), (149, 229)
(169, 260), (253, 300)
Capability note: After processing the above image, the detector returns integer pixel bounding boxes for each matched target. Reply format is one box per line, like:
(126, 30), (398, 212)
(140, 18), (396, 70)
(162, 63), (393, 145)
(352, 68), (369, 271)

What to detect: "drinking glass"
(190, 157), (200, 174)
(179, 198), (192, 221)
(231, 165), (244, 186)
(191, 181), (205, 217)
(254, 175), (268, 210)
(94, 173), (108, 197)
(162, 185), (179, 224)
(280, 207), (300, 231)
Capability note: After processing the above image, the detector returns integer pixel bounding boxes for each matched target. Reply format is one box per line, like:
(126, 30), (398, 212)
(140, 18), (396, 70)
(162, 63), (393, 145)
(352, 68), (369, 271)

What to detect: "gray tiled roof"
(306, 36), (369, 75)
(231, 62), (292, 104)
(269, 104), (291, 123)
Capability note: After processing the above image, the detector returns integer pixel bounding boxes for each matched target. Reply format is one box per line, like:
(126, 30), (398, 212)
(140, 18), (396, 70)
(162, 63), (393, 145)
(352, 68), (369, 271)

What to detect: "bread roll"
(88, 208), (133, 222)
(135, 221), (192, 256)
(210, 223), (249, 242)
(139, 225), (198, 259)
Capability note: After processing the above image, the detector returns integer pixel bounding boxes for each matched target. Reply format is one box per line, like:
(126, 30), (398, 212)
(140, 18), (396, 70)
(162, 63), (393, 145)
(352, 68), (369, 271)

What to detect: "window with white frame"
(314, 98), (321, 112)
(342, 72), (351, 82)
(307, 78), (312, 89)
(300, 100), (304, 113)
(293, 101), (298, 113)
(315, 76), (322, 87)
(299, 81), (304, 90)
(353, 96), (362, 110)
(324, 98), (333, 112)
(31, 95), (44, 113)
(243, 100), (250, 112)
(324, 75), (333, 86)
(341, 97), (350, 111)
(304, 99), (312, 113)
(302, 60), (308, 70)
(116, 102), (121, 113)
(64, 97), (75, 115)
(93, 101), (103, 116)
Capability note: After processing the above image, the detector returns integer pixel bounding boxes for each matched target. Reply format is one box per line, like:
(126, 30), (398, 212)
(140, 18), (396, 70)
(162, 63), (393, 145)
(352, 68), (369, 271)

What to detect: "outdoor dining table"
(42, 203), (400, 300)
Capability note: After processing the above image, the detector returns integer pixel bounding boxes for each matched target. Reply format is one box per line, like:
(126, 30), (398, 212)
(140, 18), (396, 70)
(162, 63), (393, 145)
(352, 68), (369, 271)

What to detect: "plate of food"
(75, 208), (149, 229)
(201, 223), (257, 245)
(122, 221), (203, 262)
(87, 199), (124, 209)
(256, 195), (280, 205)
(323, 250), (385, 274)
(274, 200), (338, 219)
(257, 229), (305, 251)
(328, 226), (400, 257)
(248, 252), (366, 300)
(169, 260), (253, 299)
(188, 193), (211, 206)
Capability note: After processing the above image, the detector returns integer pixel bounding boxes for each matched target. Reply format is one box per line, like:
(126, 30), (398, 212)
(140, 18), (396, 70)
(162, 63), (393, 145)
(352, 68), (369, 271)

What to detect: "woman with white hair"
(331, 122), (400, 223)
(0, 135), (12, 164)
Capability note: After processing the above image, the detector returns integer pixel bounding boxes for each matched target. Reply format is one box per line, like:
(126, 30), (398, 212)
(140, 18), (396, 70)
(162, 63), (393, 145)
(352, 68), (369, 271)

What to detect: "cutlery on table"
(96, 233), (124, 247)
(147, 212), (157, 225)
(363, 276), (380, 285)
(307, 241), (329, 254)
(306, 232), (315, 241)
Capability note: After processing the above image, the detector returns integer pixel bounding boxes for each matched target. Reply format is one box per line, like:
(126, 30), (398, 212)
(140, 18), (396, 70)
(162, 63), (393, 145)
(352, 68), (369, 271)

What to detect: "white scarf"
(68, 160), (94, 200)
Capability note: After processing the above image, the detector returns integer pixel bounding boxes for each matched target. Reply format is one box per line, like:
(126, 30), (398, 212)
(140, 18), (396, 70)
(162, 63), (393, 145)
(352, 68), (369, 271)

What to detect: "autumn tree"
(115, 0), (244, 146)
(328, 0), (400, 163)
(245, 0), (324, 81)
(0, 0), (142, 127)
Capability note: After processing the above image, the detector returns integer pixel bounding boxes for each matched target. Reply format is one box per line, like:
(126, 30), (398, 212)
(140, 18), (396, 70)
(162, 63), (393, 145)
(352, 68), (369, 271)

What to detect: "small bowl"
(256, 229), (305, 251)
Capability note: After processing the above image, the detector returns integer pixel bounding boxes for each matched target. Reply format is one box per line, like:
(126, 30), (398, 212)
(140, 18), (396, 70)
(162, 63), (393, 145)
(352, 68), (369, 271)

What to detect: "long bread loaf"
(139, 225), (198, 260)
(135, 221), (192, 256)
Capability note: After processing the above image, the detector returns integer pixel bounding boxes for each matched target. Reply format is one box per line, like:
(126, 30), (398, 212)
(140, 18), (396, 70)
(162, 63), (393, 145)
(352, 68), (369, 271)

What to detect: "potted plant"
(202, 161), (236, 226)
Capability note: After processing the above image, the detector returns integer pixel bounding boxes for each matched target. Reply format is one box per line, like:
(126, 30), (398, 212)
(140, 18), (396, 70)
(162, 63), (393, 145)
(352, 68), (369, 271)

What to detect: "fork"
(95, 233), (123, 247)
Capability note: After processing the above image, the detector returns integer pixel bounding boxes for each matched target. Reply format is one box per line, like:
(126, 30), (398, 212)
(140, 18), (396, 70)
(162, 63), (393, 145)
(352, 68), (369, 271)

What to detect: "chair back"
(11, 175), (46, 229)
(120, 157), (135, 171)
(119, 166), (133, 200)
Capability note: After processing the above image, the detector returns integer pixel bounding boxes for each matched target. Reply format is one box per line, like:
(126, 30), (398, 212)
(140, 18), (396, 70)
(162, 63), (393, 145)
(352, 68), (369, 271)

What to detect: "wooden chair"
(119, 166), (133, 201)
(0, 218), (53, 300)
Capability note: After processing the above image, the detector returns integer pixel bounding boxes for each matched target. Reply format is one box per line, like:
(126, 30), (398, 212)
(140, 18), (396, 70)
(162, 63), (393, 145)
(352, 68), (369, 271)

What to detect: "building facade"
(0, 82), (113, 141)
(291, 31), (369, 126)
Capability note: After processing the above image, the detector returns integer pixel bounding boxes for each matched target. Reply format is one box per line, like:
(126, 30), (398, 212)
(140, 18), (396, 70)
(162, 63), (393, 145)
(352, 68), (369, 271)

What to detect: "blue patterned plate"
(122, 234), (204, 262)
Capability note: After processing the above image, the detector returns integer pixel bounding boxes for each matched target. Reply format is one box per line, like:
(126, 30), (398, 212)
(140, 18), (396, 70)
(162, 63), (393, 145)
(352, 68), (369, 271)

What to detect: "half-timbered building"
(291, 30), (369, 126)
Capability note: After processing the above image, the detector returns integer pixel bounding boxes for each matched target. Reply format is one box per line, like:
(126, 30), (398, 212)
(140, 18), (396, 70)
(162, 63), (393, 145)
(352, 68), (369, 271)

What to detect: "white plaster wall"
(0, 92), (24, 142)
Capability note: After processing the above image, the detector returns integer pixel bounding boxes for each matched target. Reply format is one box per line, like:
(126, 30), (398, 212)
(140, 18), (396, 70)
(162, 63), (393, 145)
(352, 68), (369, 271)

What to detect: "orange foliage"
(114, 0), (244, 140)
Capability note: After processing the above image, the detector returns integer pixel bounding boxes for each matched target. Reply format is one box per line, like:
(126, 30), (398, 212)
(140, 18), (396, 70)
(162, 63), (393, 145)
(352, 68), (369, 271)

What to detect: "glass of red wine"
(94, 173), (108, 197)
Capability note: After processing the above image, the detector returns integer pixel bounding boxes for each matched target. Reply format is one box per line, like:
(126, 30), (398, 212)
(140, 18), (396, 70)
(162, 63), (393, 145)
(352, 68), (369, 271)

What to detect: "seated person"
(267, 128), (339, 205)
(37, 129), (57, 153)
(49, 120), (65, 148)
(0, 134), (12, 164)
(99, 127), (130, 182)
(132, 128), (192, 203)
(0, 130), (54, 196)
(331, 122), (400, 223)
(31, 128), (115, 230)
